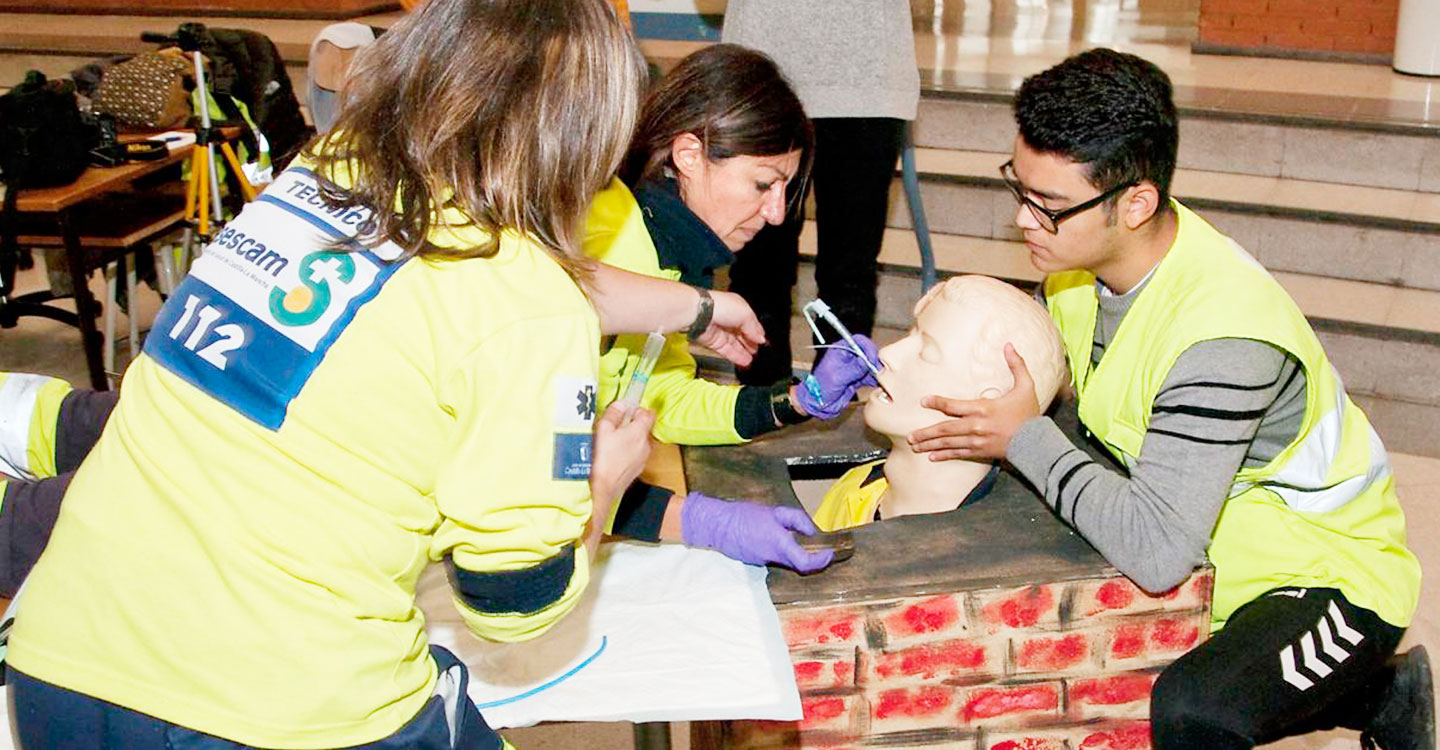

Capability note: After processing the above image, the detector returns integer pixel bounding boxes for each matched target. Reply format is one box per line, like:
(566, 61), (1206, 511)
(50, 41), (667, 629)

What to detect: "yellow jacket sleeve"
(430, 312), (598, 644)
(585, 179), (746, 446)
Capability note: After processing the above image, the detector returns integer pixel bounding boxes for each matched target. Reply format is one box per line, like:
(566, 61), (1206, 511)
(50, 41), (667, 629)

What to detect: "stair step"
(882, 149), (1440, 293)
(915, 95), (1440, 195)
(911, 148), (1440, 228)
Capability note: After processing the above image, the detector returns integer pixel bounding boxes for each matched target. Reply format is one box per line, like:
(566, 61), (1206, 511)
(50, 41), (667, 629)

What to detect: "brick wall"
(721, 570), (1213, 750)
(1197, 0), (1399, 56)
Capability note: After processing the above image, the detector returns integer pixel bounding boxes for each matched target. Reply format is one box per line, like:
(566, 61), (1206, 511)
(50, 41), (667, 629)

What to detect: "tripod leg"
(219, 142), (258, 202)
(196, 150), (210, 237)
(184, 149), (201, 221)
(206, 144), (223, 223)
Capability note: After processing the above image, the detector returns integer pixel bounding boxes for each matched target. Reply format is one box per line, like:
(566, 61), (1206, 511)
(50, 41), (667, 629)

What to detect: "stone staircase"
(785, 84), (1440, 456)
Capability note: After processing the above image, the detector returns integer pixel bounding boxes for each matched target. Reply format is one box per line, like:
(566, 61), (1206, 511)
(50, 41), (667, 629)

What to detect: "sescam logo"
(269, 251), (357, 327)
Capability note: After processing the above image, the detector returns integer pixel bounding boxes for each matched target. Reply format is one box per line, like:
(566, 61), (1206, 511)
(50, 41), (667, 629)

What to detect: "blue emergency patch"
(552, 433), (592, 481)
(144, 167), (408, 430)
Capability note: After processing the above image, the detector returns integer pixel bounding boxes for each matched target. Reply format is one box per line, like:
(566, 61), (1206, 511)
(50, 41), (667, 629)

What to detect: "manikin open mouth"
(872, 384), (893, 403)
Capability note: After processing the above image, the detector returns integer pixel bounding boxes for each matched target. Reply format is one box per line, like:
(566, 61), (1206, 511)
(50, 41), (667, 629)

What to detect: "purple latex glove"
(795, 333), (881, 420)
(680, 492), (835, 573)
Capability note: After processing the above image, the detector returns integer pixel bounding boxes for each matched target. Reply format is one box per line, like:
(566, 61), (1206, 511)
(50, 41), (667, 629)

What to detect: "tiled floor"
(1, 0), (1436, 747)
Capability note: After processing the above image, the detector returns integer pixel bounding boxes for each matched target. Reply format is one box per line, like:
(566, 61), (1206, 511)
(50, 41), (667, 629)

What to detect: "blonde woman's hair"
(307, 0), (646, 276)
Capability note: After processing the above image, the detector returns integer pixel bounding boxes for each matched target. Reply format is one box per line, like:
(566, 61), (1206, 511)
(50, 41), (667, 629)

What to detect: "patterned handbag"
(92, 51), (193, 131)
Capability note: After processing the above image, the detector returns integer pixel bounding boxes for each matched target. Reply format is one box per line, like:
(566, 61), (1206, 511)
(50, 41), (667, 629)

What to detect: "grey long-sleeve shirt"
(1008, 277), (1307, 593)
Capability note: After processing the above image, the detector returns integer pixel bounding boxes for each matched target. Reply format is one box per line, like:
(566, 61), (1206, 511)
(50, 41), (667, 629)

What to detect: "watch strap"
(685, 287), (714, 342)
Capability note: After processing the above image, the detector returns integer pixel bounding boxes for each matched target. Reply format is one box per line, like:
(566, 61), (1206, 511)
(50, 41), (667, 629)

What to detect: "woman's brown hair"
(622, 44), (813, 199)
(307, 0), (646, 274)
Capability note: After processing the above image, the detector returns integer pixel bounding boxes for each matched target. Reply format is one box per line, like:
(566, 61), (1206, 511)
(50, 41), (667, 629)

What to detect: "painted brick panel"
(960, 683), (1063, 725)
(878, 595), (972, 646)
(871, 687), (963, 733)
(783, 607), (867, 649)
(982, 731), (1071, 750)
(793, 651), (858, 690)
(1067, 673), (1158, 720)
(1073, 721), (1153, 750)
(974, 585), (1062, 634)
(868, 637), (1003, 685)
(1072, 571), (1210, 619)
(1010, 632), (1095, 676)
(1104, 615), (1205, 669)
(800, 693), (862, 733)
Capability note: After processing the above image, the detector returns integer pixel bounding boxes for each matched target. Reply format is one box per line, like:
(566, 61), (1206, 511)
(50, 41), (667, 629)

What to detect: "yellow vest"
(1044, 202), (1419, 630)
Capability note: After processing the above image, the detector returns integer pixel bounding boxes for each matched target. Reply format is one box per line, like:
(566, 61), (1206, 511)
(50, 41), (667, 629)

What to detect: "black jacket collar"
(632, 177), (734, 288)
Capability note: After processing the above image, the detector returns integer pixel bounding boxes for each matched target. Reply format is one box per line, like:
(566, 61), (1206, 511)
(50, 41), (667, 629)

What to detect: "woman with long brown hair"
(6, 1), (760, 747)
(586, 44), (875, 570)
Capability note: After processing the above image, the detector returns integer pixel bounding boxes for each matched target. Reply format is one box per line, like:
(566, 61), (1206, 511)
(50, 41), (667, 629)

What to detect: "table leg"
(633, 722), (672, 750)
(60, 210), (109, 391)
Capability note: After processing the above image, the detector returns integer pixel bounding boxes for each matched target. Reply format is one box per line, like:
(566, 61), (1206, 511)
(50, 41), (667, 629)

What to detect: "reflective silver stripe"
(0, 374), (53, 481)
(1229, 366), (1388, 513)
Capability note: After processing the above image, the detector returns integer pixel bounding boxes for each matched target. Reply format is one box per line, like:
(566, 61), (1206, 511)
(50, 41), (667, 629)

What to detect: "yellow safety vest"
(1044, 202), (1419, 630)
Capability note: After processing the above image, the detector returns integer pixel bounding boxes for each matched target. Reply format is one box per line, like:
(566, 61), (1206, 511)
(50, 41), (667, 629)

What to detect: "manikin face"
(675, 138), (801, 251)
(865, 275), (1066, 440)
(1010, 135), (1128, 279)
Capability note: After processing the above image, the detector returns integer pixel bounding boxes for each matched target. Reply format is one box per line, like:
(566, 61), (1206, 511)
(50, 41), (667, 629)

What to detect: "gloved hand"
(680, 492), (835, 573)
(795, 334), (881, 420)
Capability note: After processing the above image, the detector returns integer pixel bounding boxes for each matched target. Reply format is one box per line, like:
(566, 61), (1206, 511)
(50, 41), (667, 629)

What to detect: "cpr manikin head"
(862, 275), (1067, 518)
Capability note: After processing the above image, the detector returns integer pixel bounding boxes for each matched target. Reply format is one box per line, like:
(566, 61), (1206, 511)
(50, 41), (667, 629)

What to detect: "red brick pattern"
(1198, 0), (1399, 55)
(724, 569), (1212, 749)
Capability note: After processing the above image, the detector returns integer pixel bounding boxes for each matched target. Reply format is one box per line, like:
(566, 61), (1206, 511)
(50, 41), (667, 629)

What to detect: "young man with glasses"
(909, 48), (1429, 750)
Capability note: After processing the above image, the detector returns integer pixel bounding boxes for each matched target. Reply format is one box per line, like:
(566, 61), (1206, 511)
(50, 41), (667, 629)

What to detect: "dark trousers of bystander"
(729, 116), (906, 386)
(1151, 586), (1404, 749)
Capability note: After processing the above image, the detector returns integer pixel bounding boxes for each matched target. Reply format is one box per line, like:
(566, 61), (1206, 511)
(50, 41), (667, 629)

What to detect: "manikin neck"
(877, 440), (995, 519)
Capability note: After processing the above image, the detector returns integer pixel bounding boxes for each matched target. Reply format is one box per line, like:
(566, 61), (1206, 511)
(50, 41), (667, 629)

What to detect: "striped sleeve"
(1007, 338), (1304, 592)
(0, 374), (73, 481)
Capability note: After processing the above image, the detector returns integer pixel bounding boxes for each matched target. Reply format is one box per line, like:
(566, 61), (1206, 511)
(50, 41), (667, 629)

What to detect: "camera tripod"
(140, 23), (258, 289)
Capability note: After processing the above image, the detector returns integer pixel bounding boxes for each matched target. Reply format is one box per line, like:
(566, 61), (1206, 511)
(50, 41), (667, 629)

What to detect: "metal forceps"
(801, 298), (890, 399)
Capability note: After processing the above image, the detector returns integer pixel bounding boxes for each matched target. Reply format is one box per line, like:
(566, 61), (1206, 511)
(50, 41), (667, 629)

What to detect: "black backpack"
(0, 71), (95, 190)
(0, 71), (96, 298)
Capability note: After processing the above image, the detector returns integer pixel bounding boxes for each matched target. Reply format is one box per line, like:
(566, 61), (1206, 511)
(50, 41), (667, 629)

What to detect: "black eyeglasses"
(999, 160), (1134, 234)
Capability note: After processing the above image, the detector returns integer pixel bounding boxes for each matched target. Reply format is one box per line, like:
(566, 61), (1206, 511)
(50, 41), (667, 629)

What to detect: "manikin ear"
(669, 133), (707, 182)
(1120, 181), (1163, 230)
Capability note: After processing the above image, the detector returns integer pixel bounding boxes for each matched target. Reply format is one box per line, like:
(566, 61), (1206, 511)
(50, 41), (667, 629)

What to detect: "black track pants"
(1151, 586), (1404, 749)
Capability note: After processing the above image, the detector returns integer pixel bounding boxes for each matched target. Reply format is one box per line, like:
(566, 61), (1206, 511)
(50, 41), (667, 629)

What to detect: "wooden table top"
(12, 127), (243, 214)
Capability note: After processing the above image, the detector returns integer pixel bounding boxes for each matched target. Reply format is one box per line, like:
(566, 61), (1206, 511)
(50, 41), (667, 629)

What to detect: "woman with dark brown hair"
(586, 44), (876, 571)
(5, 2), (761, 748)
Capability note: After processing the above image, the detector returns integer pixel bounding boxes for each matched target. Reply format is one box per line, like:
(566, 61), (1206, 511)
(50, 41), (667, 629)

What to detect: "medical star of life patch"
(551, 375), (597, 480)
(552, 376), (598, 429)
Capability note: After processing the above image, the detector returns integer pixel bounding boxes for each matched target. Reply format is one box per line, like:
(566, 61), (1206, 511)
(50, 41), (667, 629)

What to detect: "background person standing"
(721, 0), (919, 385)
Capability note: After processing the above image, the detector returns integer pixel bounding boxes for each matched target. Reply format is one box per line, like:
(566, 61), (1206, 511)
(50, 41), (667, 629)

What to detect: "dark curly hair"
(1014, 48), (1178, 209)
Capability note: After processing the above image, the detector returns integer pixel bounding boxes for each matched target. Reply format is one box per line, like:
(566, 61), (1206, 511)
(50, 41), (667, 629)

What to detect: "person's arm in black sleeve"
(0, 473), (73, 597)
(52, 389), (119, 474)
